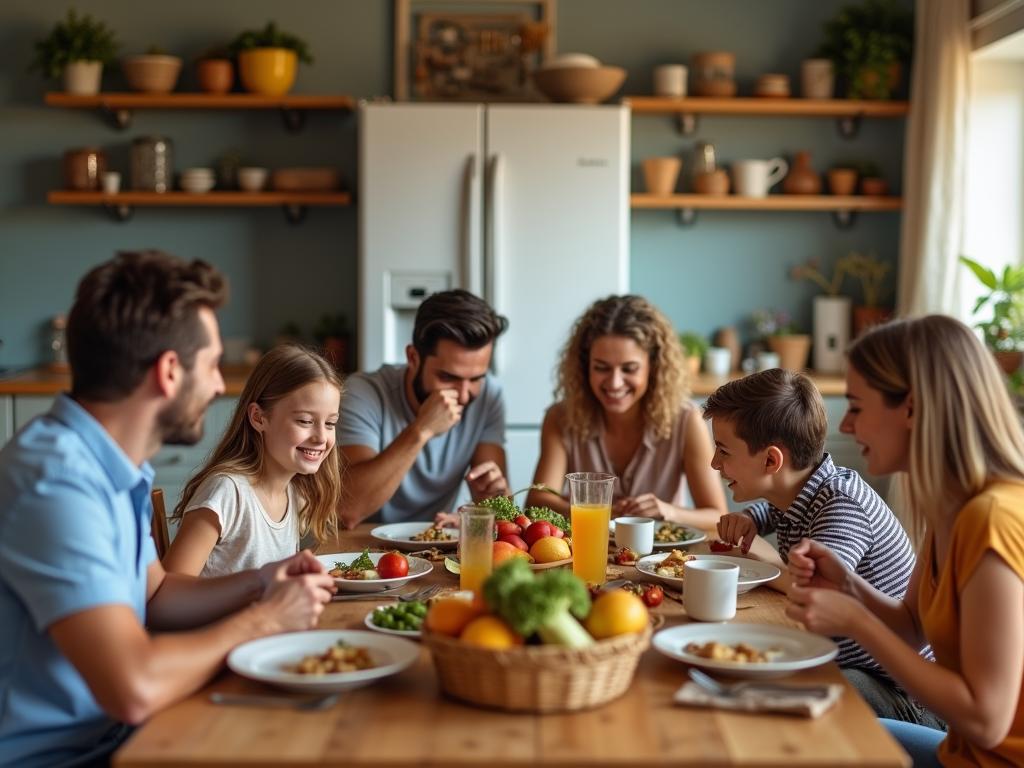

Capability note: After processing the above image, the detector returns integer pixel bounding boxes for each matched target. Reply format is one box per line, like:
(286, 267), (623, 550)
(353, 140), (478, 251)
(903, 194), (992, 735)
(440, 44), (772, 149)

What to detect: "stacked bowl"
(179, 168), (216, 194)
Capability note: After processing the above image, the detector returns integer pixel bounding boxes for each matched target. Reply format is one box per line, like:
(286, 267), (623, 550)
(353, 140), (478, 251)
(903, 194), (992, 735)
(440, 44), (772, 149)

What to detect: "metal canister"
(63, 147), (107, 190)
(130, 136), (173, 192)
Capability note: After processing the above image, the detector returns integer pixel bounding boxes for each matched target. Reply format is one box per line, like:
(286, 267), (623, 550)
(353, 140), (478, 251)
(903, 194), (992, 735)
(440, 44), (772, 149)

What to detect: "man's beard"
(158, 372), (209, 446)
(412, 365), (474, 411)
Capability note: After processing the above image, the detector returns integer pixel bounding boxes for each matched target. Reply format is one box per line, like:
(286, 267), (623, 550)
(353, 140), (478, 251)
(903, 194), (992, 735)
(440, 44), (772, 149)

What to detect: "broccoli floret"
(477, 495), (521, 523)
(481, 558), (534, 612)
(486, 564), (594, 648)
(525, 506), (571, 535)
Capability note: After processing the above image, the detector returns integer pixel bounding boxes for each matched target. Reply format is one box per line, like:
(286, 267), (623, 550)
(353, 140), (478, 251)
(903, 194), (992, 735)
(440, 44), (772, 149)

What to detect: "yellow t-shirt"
(919, 482), (1024, 768)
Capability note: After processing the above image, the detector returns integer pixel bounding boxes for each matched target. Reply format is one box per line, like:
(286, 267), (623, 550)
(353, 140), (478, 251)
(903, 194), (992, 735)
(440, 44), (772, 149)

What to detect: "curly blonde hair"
(555, 295), (689, 440)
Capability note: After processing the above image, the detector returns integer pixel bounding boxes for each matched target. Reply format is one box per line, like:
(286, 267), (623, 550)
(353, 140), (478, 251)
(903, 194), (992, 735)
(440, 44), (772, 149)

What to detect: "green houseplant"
(813, 0), (914, 100)
(29, 9), (119, 95)
(678, 331), (709, 377)
(960, 255), (1024, 374)
(227, 21), (313, 96)
(837, 251), (893, 335)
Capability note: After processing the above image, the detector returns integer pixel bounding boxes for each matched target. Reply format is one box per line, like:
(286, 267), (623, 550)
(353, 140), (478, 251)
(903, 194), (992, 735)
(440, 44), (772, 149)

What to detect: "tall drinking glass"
(568, 472), (615, 586)
(459, 505), (494, 596)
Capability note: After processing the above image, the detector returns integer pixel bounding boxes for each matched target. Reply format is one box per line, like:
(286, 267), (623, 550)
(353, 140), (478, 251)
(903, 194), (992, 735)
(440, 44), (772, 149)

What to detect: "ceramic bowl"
(123, 55), (183, 94)
(237, 167), (269, 192)
(180, 176), (215, 194)
(532, 66), (626, 104)
(540, 53), (601, 70)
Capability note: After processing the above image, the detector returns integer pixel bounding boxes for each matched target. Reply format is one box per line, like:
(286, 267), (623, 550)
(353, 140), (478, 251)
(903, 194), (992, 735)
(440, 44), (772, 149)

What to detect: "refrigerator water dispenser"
(382, 272), (451, 364)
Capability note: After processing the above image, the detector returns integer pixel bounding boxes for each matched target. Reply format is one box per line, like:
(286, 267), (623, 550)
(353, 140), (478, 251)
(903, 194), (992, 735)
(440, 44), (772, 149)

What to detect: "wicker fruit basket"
(422, 624), (652, 713)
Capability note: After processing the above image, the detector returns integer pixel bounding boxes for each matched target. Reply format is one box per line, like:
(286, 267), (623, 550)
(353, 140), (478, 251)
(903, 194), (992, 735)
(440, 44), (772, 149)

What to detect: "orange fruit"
(459, 615), (524, 649)
(529, 536), (571, 564)
(493, 540), (535, 566)
(424, 597), (487, 637)
(584, 590), (649, 640)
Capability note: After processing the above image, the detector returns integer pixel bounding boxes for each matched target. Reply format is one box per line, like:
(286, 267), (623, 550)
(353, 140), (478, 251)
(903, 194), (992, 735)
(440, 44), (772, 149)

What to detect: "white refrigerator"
(358, 102), (630, 496)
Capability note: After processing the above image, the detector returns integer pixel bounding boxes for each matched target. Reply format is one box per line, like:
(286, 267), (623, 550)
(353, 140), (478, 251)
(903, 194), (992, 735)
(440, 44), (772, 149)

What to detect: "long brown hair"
(556, 295), (688, 440)
(172, 345), (344, 544)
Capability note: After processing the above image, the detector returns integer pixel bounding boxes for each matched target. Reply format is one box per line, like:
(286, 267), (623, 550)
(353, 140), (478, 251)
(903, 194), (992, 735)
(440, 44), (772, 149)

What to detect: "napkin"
(673, 681), (845, 718)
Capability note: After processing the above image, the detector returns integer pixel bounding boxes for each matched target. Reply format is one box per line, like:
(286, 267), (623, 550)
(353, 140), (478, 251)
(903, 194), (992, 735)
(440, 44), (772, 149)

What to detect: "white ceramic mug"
(801, 59), (835, 99)
(732, 158), (788, 198)
(653, 64), (688, 98)
(683, 559), (739, 621)
(613, 516), (655, 556)
(756, 351), (780, 371)
(704, 346), (731, 377)
(101, 171), (121, 194)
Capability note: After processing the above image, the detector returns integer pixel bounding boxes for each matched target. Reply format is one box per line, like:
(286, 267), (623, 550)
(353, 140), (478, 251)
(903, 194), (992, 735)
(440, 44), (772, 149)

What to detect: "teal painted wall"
(0, 0), (907, 369)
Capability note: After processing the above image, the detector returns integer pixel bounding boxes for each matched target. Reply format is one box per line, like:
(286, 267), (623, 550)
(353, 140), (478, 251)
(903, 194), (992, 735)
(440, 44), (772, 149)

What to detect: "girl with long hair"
(786, 315), (1024, 767)
(527, 295), (727, 527)
(163, 345), (344, 576)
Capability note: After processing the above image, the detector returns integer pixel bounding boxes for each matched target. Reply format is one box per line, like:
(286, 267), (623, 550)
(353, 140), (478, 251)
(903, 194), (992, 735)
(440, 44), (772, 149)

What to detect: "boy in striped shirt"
(702, 368), (942, 730)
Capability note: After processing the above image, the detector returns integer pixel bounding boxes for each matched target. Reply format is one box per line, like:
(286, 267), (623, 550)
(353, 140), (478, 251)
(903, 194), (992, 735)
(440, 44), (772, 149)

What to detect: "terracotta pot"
(642, 157), (681, 195)
(860, 177), (889, 196)
(994, 351), (1024, 376)
(828, 168), (858, 195)
(685, 355), (701, 378)
(694, 169), (729, 195)
(196, 58), (234, 94)
(767, 334), (812, 372)
(853, 306), (893, 337)
(783, 151), (822, 195)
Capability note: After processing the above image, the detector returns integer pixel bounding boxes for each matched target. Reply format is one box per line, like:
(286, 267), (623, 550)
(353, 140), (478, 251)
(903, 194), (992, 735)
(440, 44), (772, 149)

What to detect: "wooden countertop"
(0, 367), (847, 397)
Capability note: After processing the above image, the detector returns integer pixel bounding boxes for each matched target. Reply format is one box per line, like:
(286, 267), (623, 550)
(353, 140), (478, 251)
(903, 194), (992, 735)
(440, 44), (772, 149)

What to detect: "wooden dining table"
(114, 524), (910, 767)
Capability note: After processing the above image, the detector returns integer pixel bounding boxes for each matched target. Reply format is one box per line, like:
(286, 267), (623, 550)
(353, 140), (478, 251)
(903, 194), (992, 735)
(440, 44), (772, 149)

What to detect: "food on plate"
(584, 589), (649, 640)
(709, 539), (736, 552)
(684, 640), (782, 664)
(493, 540), (535, 566)
(376, 552), (410, 580)
(497, 533), (529, 551)
(655, 549), (697, 578)
(372, 601), (427, 632)
(634, 583), (663, 607)
(329, 548), (379, 580)
(285, 641), (376, 674)
(522, 520), (553, 546)
(495, 520), (522, 538)
(478, 495), (572, 535)
(654, 522), (700, 544)
(411, 527), (453, 542)
(615, 547), (639, 565)
(409, 547), (448, 562)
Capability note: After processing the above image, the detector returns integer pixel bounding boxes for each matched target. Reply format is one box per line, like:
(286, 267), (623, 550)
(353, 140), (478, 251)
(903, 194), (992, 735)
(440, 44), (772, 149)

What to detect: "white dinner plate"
(636, 553), (781, 594)
(228, 630), (420, 693)
(652, 623), (838, 678)
(364, 607), (422, 639)
(370, 522), (460, 551)
(609, 519), (707, 550)
(316, 551), (433, 592)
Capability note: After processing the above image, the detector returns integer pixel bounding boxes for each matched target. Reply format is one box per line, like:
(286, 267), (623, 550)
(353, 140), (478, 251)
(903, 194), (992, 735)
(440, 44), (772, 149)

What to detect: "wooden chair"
(151, 488), (170, 559)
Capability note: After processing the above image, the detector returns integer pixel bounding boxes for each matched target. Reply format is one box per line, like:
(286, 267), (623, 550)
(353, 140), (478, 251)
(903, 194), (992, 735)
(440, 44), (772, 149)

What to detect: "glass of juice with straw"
(459, 505), (494, 596)
(567, 472), (615, 586)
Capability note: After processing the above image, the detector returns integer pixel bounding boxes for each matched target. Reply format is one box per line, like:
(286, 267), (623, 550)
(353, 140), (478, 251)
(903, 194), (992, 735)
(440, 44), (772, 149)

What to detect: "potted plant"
(813, 0), (914, 100)
(752, 308), (811, 372)
(836, 251), (894, 335)
(29, 9), (119, 95)
(123, 44), (182, 94)
(313, 312), (350, 373)
(196, 45), (234, 94)
(790, 256), (852, 373)
(827, 162), (858, 195)
(226, 21), (313, 96)
(960, 255), (1024, 375)
(678, 332), (709, 378)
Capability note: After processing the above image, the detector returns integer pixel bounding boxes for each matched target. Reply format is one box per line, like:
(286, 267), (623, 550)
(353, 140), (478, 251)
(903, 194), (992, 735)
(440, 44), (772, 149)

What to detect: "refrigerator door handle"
(460, 154), (476, 292)
(485, 152), (505, 374)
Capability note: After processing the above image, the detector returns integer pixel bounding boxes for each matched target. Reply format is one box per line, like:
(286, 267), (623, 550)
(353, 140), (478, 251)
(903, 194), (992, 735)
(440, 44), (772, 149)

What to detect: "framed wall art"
(394, 0), (556, 102)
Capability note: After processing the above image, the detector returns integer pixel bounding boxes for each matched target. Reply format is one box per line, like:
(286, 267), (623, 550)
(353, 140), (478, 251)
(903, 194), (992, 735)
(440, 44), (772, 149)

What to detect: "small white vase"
(62, 61), (103, 95)
(813, 295), (852, 373)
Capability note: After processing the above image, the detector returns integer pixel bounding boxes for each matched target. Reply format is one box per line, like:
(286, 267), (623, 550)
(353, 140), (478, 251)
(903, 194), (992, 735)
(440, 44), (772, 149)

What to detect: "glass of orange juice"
(458, 505), (494, 596)
(567, 472), (615, 586)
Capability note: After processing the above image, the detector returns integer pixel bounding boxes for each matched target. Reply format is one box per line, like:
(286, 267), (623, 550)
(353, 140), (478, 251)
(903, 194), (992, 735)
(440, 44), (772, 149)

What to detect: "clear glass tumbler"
(567, 472), (615, 586)
(459, 505), (494, 596)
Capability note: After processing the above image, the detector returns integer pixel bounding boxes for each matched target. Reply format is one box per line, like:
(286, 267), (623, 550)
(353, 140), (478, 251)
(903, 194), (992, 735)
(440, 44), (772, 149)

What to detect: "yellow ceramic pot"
(238, 48), (297, 96)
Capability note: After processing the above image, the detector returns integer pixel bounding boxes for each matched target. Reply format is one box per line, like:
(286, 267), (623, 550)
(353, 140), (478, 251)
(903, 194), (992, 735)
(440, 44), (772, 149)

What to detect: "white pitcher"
(732, 157), (789, 198)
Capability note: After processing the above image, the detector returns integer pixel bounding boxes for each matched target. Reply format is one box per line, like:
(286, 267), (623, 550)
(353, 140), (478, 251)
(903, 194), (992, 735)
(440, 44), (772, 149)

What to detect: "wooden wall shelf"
(631, 194), (902, 211)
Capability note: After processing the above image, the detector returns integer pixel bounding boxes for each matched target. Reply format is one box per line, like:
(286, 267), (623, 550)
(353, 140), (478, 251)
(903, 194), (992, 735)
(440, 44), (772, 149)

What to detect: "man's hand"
(613, 493), (670, 520)
(412, 389), (463, 440)
(258, 561), (335, 634)
(466, 461), (508, 502)
(258, 550), (327, 592)
(717, 512), (758, 554)
(787, 538), (850, 592)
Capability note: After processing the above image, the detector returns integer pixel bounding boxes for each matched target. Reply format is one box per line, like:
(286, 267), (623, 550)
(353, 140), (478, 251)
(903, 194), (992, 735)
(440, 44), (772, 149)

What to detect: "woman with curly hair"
(526, 295), (727, 527)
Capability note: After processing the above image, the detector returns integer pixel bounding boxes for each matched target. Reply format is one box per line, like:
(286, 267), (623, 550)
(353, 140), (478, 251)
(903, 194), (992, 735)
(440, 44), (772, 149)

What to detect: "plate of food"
(228, 630), (420, 693)
(316, 550), (433, 592)
(636, 552), (780, 594)
(651, 623), (838, 678)
(364, 602), (427, 639)
(609, 519), (707, 549)
(370, 522), (459, 551)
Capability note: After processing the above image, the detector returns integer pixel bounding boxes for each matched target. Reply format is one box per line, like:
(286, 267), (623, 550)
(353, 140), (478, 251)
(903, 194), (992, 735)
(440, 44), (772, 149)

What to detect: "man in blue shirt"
(0, 252), (336, 768)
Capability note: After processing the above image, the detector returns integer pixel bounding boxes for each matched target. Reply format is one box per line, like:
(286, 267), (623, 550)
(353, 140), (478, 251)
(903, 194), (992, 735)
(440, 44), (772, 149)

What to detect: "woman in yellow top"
(527, 295), (727, 528)
(786, 315), (1024, 768)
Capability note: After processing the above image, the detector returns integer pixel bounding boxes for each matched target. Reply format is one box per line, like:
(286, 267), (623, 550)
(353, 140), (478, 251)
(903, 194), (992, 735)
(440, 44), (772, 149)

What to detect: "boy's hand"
(787, 538), (850, 592)
(717, 512), (757, 554)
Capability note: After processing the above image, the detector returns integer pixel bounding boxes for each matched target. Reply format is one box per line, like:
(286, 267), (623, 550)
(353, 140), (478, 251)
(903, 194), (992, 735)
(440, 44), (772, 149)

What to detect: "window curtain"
(897, 0), (971, 317)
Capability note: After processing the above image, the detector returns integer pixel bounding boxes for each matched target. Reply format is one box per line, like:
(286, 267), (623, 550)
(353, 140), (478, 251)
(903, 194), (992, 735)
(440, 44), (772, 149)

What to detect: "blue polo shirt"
(0, 394), (155, 768)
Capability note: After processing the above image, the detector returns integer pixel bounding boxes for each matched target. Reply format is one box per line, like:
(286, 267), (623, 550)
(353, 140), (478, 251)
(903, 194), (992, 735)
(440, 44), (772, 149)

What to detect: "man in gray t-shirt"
(336, 290), (510, 525)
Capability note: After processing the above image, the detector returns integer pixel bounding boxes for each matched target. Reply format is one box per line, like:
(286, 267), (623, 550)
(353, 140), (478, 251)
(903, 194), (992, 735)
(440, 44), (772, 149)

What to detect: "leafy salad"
(330, 548), (379, 580)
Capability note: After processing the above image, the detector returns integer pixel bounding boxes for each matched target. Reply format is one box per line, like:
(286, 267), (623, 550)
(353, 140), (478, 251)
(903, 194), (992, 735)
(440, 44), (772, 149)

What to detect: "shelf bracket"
(279, 107), (306, 132)
(831, 210), (857, 230)
(677, 113), (698, 136)
(837, 112), (864, 139)
(99, 103), (133, 130)
(283, 204), (307, 225)
(103, 203), (133, 222)
(676, 208), (698, 227)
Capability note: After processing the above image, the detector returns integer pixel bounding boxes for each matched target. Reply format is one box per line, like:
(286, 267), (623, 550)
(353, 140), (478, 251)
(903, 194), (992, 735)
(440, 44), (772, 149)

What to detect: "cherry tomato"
(615, 547), (638, 565)
(710, 540), (735, 552)
(640, 584), (664, 607)
(377, 552), (410, 579)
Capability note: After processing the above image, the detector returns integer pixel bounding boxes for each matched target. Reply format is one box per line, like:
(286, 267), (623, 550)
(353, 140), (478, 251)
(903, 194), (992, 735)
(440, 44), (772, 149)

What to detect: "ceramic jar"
(131, 136), (173, 192)
(692, 52), (736, 97)
(63, 147), (107, 190)
(783, 151), (822, 195)
(768, 335), (812, 371)
(196, 58), (234, 94)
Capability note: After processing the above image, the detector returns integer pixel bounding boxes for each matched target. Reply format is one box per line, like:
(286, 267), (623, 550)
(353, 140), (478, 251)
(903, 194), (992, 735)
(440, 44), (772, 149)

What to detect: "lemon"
(584, 590), (649, 639)
(529, 536), (571, 564)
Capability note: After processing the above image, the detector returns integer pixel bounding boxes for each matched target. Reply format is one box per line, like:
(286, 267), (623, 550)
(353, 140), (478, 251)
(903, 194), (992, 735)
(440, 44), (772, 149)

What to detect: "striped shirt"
(745, 453), (918, 673)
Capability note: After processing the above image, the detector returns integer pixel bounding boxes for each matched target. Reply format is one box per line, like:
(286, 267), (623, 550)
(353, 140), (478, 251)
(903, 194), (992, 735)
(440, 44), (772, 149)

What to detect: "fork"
(331, 583), (440, 602)
(210, 692), (340, 711)
(688, 668), (831, 699)
(398, 583), (439, 602)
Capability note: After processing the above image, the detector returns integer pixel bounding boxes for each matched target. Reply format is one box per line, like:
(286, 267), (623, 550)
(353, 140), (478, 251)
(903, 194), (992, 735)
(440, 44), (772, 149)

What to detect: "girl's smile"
(256, 382), (341, 482)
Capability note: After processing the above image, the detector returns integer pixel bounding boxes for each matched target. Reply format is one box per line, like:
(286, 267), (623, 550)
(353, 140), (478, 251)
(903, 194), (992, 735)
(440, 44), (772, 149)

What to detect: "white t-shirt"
(183, 473), (301, 577)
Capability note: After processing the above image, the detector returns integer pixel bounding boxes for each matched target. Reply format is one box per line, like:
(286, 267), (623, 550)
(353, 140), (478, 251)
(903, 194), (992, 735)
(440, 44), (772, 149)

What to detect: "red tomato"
(497, 533), (529, 552)
(377, 552), (410, 579)
(710, 540), (735, 552)
(641, 584), (664, 607)
(549, 526), (565, 539)
(514, 515), (531, 530)
(615, 547), (638, 565)
(495, 520), (522, 538)
(522, 520), (553, 546)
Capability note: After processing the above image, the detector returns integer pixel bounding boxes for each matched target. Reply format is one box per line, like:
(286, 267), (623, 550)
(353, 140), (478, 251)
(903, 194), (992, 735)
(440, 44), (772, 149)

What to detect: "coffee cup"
(683, 559), (739, 621)
(613, 516), (655, 556)
(653, 64), (688, 98)
(732, 158), (788, 198)
(704, 346), (731, 377)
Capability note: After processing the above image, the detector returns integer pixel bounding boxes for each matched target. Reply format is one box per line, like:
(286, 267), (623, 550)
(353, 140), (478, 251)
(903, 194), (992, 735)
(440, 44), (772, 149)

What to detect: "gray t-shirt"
(337, 364), (505, 523)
